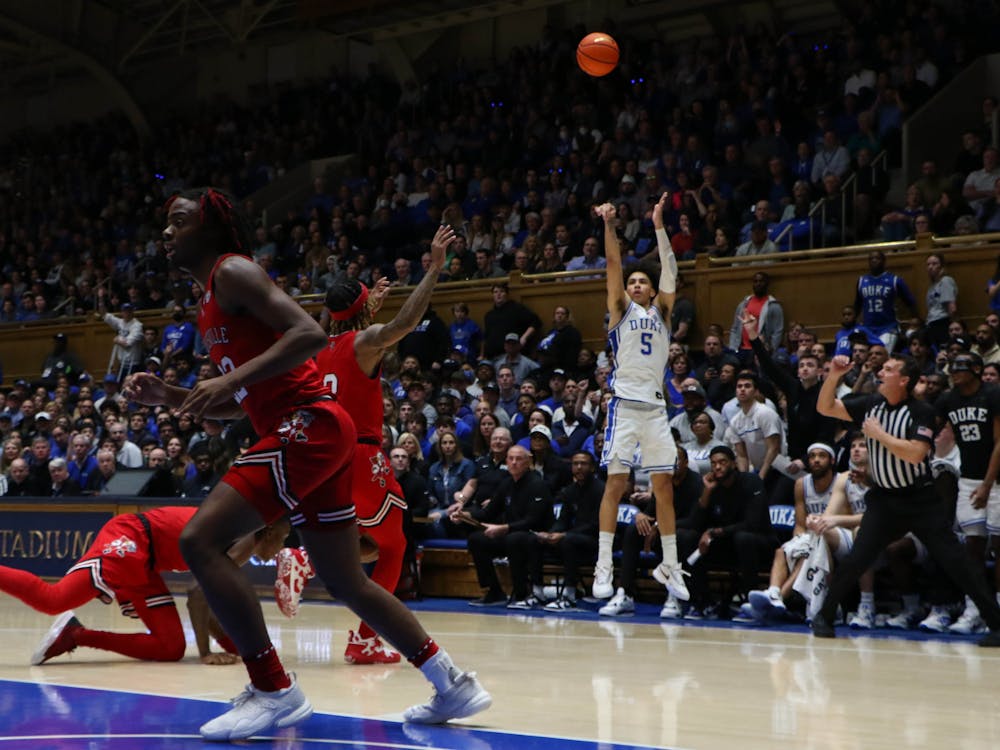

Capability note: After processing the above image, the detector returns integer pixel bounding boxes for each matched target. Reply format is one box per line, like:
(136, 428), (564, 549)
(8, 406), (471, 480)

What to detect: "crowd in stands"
(4, 3), (1000, 631)
(1, 2), (1000, 326)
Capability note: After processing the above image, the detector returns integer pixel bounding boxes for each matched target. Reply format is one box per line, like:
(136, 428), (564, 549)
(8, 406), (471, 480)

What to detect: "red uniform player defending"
(126, 189), (489, 740)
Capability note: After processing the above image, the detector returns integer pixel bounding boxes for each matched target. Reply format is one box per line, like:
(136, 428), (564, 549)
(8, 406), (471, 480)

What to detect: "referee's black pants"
(818, 483), (1000, 628)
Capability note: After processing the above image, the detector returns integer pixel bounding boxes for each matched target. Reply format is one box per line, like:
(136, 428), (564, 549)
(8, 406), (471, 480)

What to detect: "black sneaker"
(469, 591), (507, 607)
(977, 630), (1000, 648)
(811, 613), (836, 638)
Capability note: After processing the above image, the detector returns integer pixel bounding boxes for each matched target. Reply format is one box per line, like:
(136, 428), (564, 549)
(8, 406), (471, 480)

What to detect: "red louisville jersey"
(315, 330), (383, 441)
(199, 254), (329, 434)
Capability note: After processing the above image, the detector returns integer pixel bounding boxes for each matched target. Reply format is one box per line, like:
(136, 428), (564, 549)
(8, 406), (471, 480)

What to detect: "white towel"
(791, 533), (832, 621)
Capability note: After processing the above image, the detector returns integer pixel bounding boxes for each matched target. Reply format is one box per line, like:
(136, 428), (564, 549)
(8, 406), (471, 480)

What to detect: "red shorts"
(67, 514), (175, 615)
(223, 399), (357, 529)
(353, 442), (406, 529)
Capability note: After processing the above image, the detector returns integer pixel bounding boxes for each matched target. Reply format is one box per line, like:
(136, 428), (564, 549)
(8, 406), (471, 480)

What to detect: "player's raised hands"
(594, 203), (616, 221)
(652, 192), (670, 230)
(430, 224), (455, 267)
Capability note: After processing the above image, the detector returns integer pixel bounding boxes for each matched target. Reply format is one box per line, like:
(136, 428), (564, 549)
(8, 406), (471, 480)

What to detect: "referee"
(814, 353), (1000, 646)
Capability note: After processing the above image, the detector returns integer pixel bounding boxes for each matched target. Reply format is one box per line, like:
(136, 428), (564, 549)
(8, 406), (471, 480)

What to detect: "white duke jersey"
(846, 478), (868, 514)
(803, 474), (834, 516)
(607, 301), (670, 406)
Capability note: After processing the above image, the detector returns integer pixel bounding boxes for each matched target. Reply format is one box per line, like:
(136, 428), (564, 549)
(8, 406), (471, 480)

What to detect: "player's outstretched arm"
(355, 225), (455, 373)
(652, 192), (677, 316)
(596, 203), (627, 328)
(179, 256), (327, 419)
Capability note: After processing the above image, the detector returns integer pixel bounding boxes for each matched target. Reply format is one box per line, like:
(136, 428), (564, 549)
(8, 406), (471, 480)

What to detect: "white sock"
(660, 534), (678, 568)
(767, 585), (781, 598)
(419, 649), (460, 694)
(901, 594), (920, 612)
(597, 532), (614, 567)
(965, 595), (980, 617)
(860, 591), (875, 607)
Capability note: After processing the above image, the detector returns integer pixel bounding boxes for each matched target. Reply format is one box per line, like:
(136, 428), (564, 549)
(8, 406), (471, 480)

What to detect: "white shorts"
(602, 398), (676, 475)
(956, 477), (992, 536)
(832, 527), (854, 560)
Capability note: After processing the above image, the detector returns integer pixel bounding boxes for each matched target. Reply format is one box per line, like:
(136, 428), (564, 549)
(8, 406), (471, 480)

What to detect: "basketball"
(576, 32), (619, 77)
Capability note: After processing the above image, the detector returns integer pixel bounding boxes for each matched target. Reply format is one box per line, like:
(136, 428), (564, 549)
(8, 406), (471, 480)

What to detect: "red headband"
(329, 284), (369, 321)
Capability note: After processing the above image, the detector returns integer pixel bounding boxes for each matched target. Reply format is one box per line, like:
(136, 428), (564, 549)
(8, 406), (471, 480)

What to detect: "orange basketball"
(577, 32), (619, 77)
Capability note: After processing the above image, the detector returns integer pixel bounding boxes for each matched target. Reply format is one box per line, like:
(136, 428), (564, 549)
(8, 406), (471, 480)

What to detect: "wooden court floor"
(0, 595), (998, 749)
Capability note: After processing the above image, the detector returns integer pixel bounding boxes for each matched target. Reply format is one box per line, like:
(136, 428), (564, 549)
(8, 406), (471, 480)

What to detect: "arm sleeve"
(655, 228), (677, 294)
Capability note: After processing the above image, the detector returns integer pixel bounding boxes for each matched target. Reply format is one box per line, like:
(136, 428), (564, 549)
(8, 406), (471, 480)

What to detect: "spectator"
(536, 452), (604, 611)
(108, 421), (143, 468)
(729, 272), (784, 363)
(924, 253), (958, 348)
(460, 445), (553, 607)
(735, 221), (778, 262)
(551, 394), (594, 459)
(811, 131), (851, 186)
(448, 303), (482, 356)
(40, 333), (84, 389)
(161, 305), (197, 362)
(676, 446), (777, 619)
(4, 458), (39, 497)
(565, 236), (607, 275)
(181, 443), (222, 498)
(880, 184), (926, 241)
(962, 146), (1000, 211)
(534, 305), (583, 374)
(972, 321), (1000, 364)
(47, 457), (82, 497)
(482, 283), (541, 359)
(493, 333), (539, 384)
(84, 449), (117, 495)
(101, 303), (144, 379)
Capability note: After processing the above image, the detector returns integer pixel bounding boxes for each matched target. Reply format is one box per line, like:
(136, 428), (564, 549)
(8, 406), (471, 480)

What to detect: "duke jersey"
(845, 477), (868, 514)
(936, 383), (1000, 481)
(607, 301), (670, 406)
(316, 331), (382, 440)
(199, 254), (328, 435)
(855, 272), (914, 334)
(802, 473), (834, 516)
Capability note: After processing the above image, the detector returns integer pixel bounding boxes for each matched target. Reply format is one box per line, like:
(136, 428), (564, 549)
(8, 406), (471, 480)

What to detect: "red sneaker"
(344, 630), (402, 665)
(31, 611), (84, 665)
(274, 547), (316, 618)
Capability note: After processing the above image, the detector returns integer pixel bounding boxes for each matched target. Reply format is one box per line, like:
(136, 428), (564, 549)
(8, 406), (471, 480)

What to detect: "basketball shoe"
(31, 611), (84, 665)
(275, 547), (316, 619)
(344, 630), (402, 665)
(652, 562), (690, 601)
(403, 671), (492, 724)
(592, 562), (614, 599)
(199, 673), (313, 740)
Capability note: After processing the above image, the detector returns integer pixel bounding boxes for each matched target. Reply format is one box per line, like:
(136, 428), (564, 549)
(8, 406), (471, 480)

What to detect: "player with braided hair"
(126, 193), (488, 740)
(296, 224), (456, 665)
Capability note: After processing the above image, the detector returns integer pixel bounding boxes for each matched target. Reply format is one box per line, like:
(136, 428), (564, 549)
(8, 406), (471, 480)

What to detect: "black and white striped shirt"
(843, 393), (935, 490)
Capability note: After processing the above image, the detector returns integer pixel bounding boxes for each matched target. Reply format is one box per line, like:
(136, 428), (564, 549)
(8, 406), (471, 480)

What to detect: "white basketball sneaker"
(403, 671), (492, 724)
(652, 562), (690, 601)
(598, 588), (635, 617)
(200, 674), (312, 741)
(592, 562), (614, 599)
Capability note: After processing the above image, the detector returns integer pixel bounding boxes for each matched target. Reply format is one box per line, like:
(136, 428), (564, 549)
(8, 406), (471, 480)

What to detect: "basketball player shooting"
(591, 195), (689, 607)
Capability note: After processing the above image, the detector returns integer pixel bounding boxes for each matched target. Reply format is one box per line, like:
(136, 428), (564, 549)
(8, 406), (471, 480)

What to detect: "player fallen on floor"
(0, 506), (288, 666)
